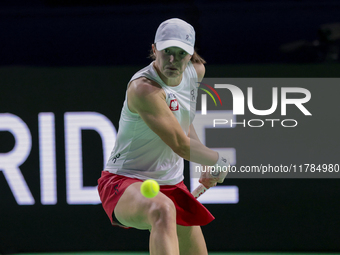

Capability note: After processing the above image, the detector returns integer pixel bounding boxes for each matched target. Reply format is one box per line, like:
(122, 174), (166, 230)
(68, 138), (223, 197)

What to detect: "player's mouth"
(166, 66), (178, 71)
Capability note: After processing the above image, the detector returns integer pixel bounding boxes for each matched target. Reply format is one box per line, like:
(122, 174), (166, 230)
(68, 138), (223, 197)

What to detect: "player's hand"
(214, 153), (230, 183)
(199, 165), (219, 188)
(199, 153), (230, 188)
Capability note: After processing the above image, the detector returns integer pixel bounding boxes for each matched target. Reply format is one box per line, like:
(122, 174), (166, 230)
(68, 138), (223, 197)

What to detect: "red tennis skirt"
(97, 171), (215, 229)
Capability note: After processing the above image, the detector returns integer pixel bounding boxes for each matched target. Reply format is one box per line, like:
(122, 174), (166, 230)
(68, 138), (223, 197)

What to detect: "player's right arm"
(127, 77), (218, 166)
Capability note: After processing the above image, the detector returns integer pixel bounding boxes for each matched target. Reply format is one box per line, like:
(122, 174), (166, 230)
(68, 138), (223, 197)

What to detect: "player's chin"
(164, 70), (180, 77)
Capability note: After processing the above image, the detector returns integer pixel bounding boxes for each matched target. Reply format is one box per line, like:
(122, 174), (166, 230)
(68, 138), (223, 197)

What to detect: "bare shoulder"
(192, 62), (205, 82)
(128, 77), (164, 98)
(127, 77), (165, 113)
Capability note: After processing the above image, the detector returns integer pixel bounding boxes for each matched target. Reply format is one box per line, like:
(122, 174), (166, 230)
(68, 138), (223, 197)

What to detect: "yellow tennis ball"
(140, 179), (160, 198)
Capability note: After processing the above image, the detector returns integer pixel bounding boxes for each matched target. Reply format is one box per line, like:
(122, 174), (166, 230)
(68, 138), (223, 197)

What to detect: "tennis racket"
(191, 184), (209, 198)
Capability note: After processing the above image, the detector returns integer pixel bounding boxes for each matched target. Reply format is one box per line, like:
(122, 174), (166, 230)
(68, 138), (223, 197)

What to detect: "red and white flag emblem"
(169, 99), (179, 111)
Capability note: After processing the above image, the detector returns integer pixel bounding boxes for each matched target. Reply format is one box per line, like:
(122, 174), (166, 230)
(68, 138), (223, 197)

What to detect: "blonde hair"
(149, 44), (206, 64)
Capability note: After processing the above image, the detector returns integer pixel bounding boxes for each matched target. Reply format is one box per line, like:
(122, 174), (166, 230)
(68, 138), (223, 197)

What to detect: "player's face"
(153, 46), (192, 79)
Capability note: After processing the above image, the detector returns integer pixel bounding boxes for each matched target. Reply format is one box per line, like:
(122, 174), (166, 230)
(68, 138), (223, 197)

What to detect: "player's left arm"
(188, 123), (219, 188)
(188, 61), (205, 140)
(188, 62), (206, 143)
(188, 123), (200, 142)
(190, 62), (221, 188)
(192, 62), (205, 82)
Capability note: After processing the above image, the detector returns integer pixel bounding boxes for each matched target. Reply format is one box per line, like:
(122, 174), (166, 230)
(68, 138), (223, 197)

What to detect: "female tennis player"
(98, 18), (229, 255)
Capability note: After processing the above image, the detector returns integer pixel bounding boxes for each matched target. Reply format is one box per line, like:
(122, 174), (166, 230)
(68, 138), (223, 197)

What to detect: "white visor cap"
(155, 18), (195, 55)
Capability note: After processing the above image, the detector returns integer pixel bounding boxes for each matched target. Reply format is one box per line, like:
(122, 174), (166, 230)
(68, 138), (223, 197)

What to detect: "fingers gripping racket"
(192, 169), (229, 198)
(191, 154), (230, 198)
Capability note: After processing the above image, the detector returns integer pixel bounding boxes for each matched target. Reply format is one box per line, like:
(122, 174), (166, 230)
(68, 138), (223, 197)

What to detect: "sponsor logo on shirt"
(191, 89), (196, 101)
(168, 92), (177, 99)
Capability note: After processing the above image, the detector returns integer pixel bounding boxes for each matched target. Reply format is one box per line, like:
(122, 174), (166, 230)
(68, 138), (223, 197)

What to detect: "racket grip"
(192, 184), (209, 198)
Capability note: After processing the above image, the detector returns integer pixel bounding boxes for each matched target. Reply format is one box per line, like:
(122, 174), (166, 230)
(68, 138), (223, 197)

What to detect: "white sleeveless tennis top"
(105, 61), (198, 185)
